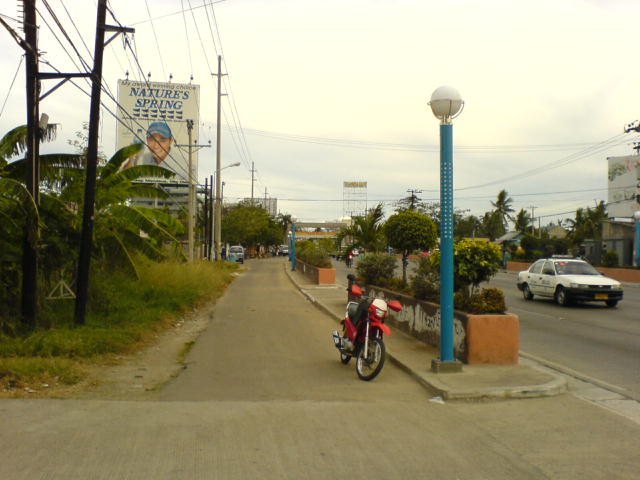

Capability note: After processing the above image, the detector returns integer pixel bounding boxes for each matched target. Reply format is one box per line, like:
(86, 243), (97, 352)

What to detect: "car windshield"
(229, 247), (243, 253)
(554, 261), (600, 276)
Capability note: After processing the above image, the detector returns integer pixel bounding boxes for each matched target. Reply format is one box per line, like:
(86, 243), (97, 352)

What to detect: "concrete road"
(1, 258), (640, 479)
(334, 257), (640, 400)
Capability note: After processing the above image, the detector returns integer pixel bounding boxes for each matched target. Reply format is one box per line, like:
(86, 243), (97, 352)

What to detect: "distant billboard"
(607, 155), (640, 218)
(343, 181), (367, 188)
(116, 79), (200, 182)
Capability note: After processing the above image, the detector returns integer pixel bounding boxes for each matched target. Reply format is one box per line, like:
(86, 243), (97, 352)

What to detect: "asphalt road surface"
(1, 258), (639, 479)
(334, 257), (640, 400)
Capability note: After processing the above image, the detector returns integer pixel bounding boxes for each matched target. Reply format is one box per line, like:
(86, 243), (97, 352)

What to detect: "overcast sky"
(2, 0), (639, 223)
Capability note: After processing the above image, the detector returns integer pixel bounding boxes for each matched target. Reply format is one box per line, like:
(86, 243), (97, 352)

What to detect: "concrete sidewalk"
(285, 265), (567, 400)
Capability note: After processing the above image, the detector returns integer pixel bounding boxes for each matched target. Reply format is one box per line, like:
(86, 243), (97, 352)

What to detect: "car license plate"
(595, 294), (608, 300)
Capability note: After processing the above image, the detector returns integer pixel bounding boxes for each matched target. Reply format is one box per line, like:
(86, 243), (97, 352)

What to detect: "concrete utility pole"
(251, 161), (256, 204)
(406, 188), (423, 210)
(186, 120), (196, 261)
(528, 205), (536, 235)
(213, 55), (227, 261)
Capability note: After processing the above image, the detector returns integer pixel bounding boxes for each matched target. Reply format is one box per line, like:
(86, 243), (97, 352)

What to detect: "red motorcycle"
(332, 275), (403, 381)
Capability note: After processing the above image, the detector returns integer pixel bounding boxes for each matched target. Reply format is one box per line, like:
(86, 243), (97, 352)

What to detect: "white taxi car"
(516, 256), (623, 307)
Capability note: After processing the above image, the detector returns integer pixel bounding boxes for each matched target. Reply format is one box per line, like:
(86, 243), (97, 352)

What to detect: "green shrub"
(455, 287), (506, 314)
(356, 253), (397, 286)
(602, 250), (619, 267)
(410, 256), (440, 302)
(296, 240), (332, 268)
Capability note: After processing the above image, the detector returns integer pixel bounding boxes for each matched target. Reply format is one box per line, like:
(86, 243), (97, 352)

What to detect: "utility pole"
(204, 177), (209, 259)
(75, 1), (133, 325)
(208, 174), (214, 260)
(251, 161), (256, 204)
(264, 187), (268, 210)
(213, 55), (227, 261)
(528, 205), (536, 236)
(186, 120), (195, 261)
(21, 0), (40, 328)
(406, 188), (423, 210)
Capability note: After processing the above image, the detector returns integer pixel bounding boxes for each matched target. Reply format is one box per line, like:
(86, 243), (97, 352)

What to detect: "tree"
(481, 210), (505, 241)
(430, 239), (502, 296)
(491, 189), (515, 229)
(384, 210), (437, 284)
(514, 208), (532, 234)
(336, 203), (386, 253)
(222, 203), (280, 250)
(455, 214), (482, 239)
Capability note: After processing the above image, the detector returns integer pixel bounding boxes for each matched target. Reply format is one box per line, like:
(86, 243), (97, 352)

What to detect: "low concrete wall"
(507, 261), (640, 283)
(297, 260), (336, 285)
(362, 285), (519, 365)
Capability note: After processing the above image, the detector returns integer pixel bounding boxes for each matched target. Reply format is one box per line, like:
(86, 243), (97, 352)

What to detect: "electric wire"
(143, 0), (167, 81)
(128, 0), (227, 26)
(0, 56), (23, 119)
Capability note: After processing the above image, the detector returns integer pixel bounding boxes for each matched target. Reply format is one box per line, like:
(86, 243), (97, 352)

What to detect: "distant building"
(243, 197), (277, 217)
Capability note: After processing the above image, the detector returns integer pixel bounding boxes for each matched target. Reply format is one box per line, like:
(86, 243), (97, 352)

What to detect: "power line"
(143, 0), (167, 80)
(0, 56), (23, 118)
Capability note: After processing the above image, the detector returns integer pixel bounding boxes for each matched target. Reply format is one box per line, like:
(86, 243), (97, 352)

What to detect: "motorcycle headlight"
(375, 308), (386, 319)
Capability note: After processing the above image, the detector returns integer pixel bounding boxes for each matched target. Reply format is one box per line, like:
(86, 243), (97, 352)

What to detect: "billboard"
(607, 155), (640, 218)
(116, 79), (200, 182)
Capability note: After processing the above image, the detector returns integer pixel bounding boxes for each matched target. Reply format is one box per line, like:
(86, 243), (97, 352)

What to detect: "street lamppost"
(290, 223), (297, 271)
(213, 161), (240, 261)
(429, 85), (464, 373)
(634, 210), (640, 267)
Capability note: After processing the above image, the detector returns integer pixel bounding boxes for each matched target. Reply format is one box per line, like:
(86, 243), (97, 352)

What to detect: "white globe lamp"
(429, 86), (464, 124)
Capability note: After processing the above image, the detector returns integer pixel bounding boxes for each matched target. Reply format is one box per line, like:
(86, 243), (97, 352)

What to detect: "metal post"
(291, 223), (297, 271)
(74, 0), (108, 325)
(209, 175), (214, 260)
(439, 123), (455, 363)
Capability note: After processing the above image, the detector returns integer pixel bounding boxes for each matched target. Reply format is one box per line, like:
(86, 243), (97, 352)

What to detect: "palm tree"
(514, 208), (532, 234)
(491, 189), (515, 229)
(337, 203), (386, 253)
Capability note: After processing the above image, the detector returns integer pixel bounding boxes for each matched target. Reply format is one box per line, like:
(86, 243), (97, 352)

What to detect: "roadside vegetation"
(0, 259), (238, 395)
(0, 124), (240, 395)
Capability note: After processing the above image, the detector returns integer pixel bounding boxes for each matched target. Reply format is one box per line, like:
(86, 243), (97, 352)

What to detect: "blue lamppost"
(429, 86), (464, 373)
(291, 223), (297, 271)
(634, 211), (640, 267)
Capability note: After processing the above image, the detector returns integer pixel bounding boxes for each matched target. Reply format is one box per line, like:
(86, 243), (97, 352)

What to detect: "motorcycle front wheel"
(356, 337), (385, 381)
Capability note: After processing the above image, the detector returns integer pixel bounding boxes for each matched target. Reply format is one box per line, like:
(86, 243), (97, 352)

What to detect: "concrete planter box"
(297, 260), (336, 285)
(362, 285), (519, 365)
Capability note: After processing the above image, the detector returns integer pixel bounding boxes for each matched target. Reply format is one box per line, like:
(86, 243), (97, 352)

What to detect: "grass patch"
(0, 260), (238, 392)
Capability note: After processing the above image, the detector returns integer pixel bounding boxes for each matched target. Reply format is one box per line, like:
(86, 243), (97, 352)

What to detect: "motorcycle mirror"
(387, 300), (402, 312)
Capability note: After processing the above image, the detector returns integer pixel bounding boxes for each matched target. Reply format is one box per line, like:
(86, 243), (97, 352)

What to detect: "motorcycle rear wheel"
(356, 337), (385, 381)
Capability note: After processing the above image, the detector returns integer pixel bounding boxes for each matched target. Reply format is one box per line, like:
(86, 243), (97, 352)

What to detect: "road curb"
(284, 263), (567, 401)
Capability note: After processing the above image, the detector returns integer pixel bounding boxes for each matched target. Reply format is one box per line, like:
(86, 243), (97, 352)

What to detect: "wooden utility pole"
(75, 1), (133, 325)
(21, 0), (40, 327)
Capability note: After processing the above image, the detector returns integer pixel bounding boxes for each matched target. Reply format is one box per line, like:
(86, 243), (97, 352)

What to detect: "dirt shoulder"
(71, 300), (216, 400)
(0, 300), (216, 401)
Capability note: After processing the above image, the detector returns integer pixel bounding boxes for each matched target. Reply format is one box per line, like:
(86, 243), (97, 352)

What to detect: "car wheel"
(605, 300), (618, 308)
(522, 284), (534, 301)
(555, 286), (570, 306)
